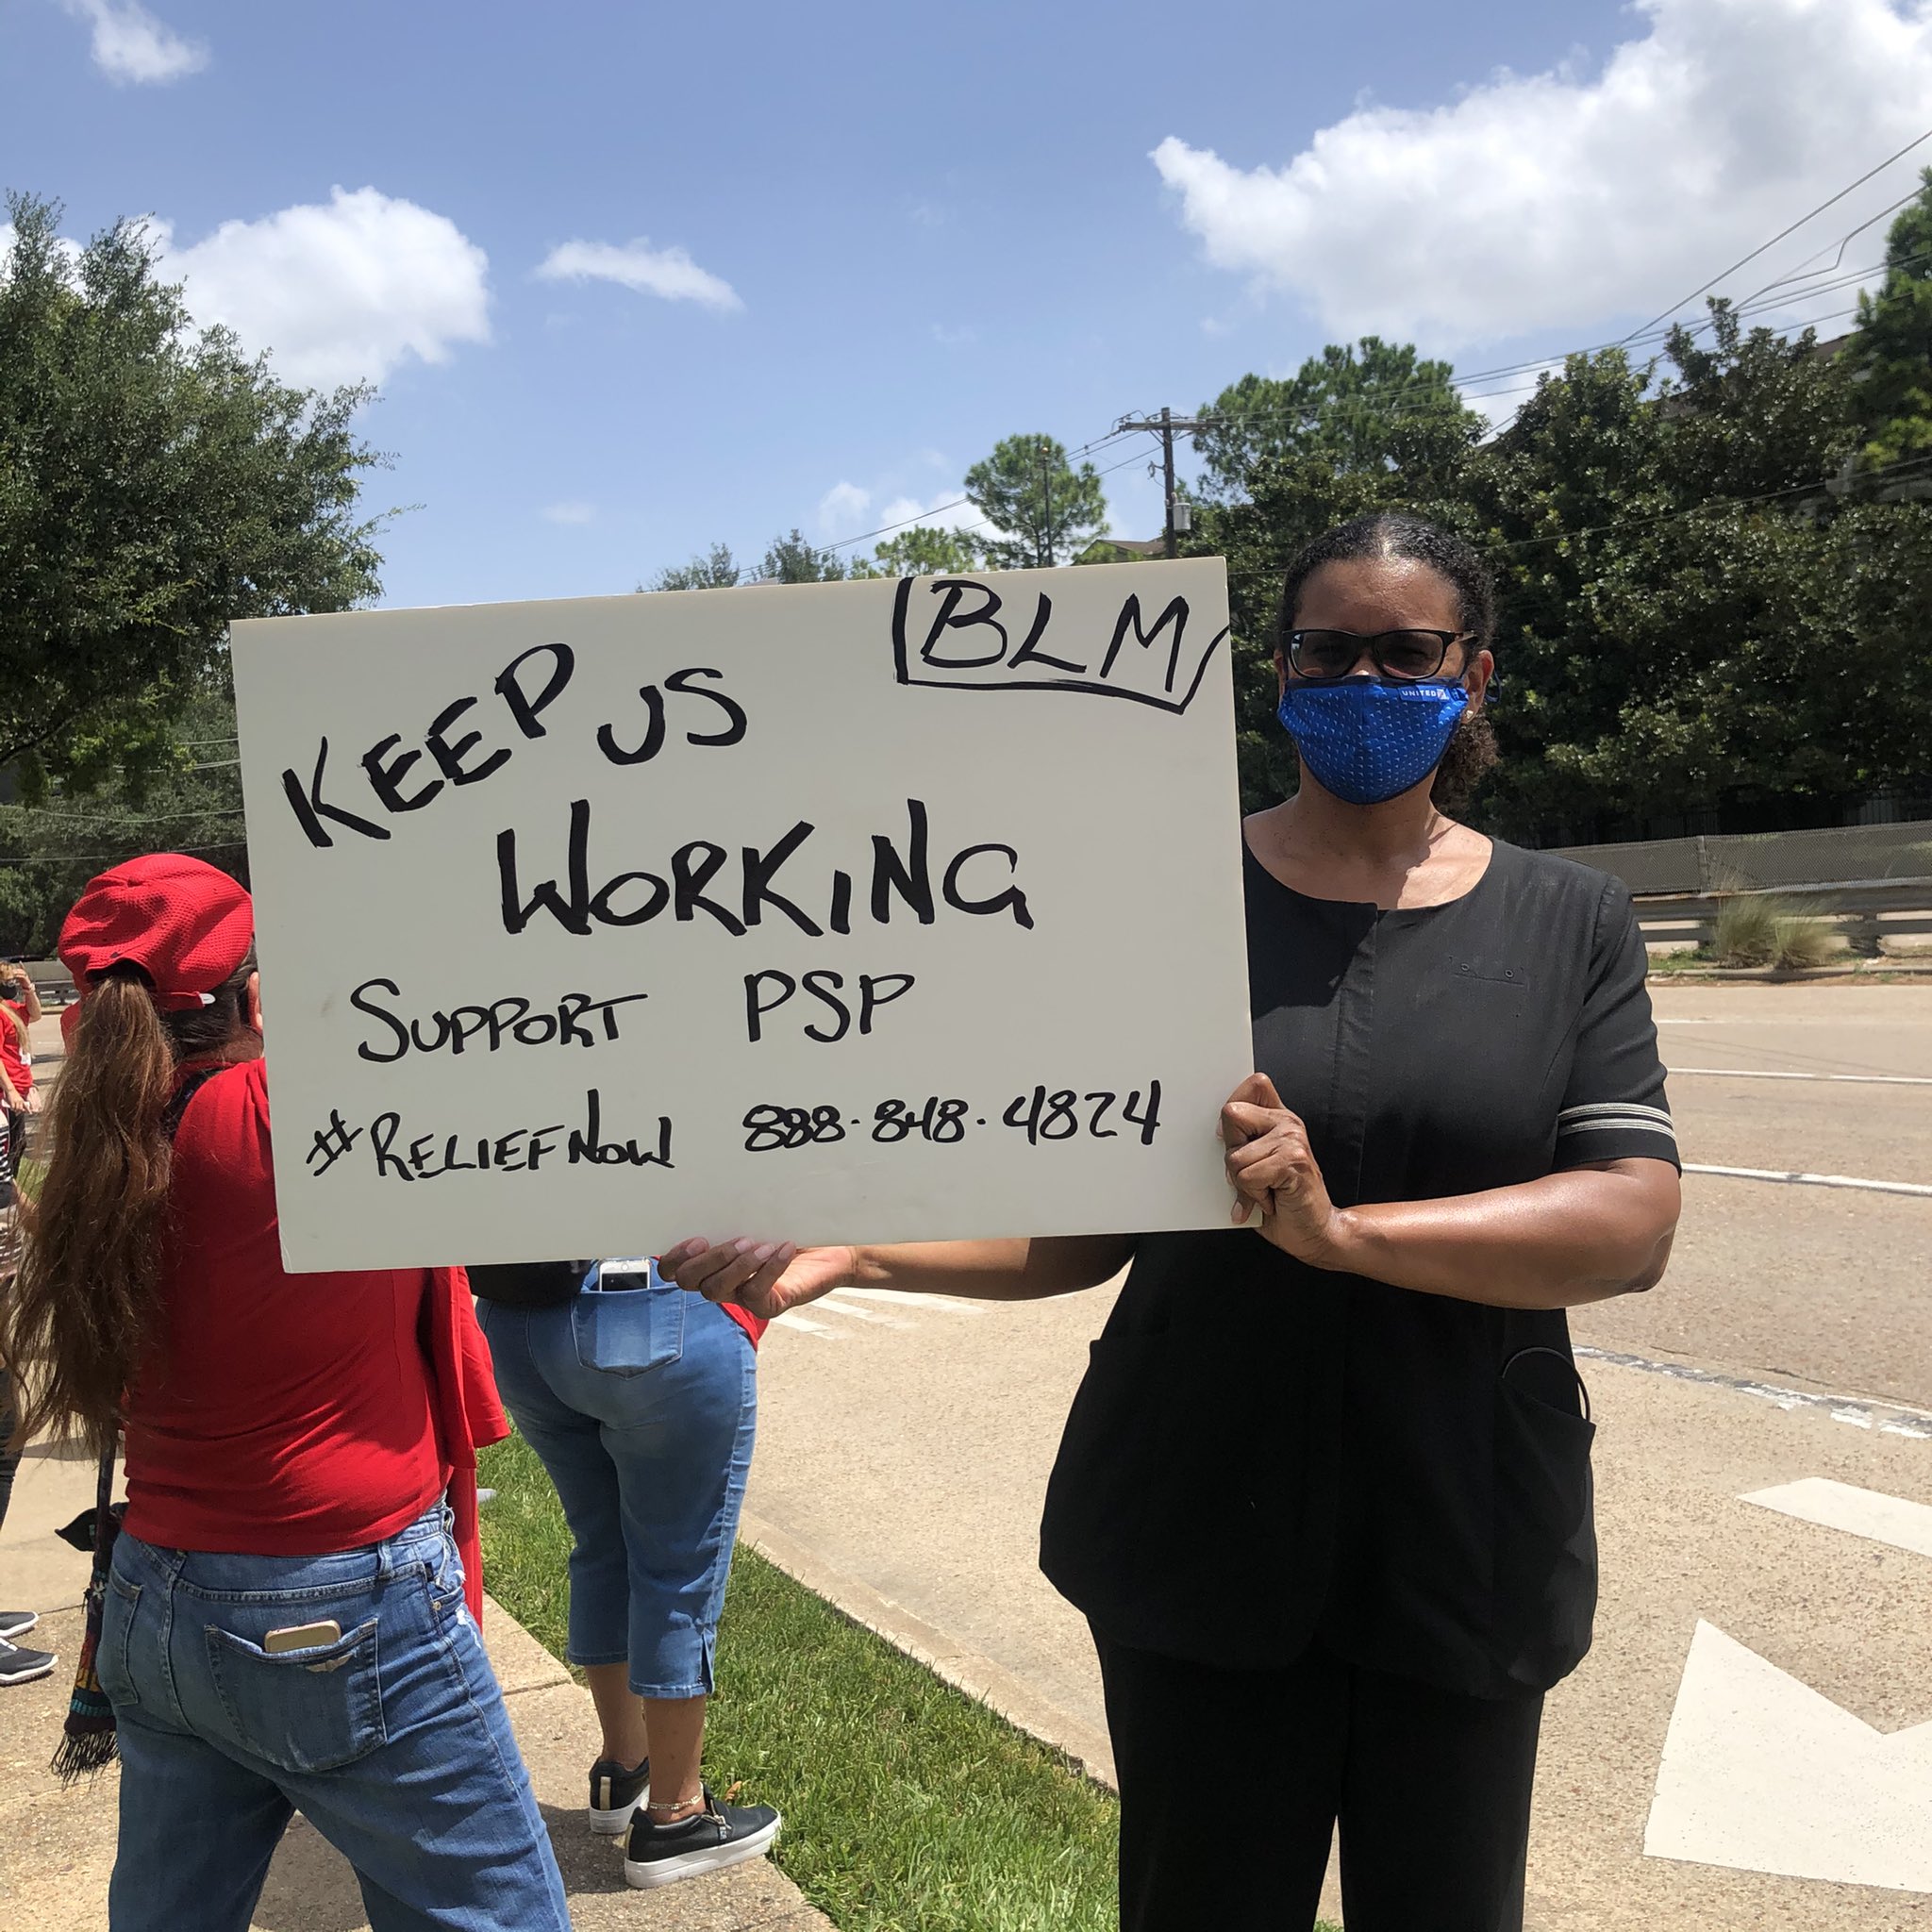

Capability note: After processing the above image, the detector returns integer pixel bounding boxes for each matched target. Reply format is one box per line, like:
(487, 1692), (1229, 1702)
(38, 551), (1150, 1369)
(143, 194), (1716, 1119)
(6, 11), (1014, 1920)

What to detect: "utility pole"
(1038, 436), (1054, 568)
(1115, 408), (1206, 558)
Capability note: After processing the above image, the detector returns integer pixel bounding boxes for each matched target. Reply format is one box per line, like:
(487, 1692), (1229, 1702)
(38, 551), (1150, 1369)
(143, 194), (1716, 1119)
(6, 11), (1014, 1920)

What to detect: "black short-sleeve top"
(1039, 839), (1677, 1699)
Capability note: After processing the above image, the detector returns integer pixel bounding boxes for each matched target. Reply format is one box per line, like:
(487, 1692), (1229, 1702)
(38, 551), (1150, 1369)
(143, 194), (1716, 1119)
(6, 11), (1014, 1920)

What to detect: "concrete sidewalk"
(747, 1290), (1932, 1930)
(0, 1448), (827, 1932)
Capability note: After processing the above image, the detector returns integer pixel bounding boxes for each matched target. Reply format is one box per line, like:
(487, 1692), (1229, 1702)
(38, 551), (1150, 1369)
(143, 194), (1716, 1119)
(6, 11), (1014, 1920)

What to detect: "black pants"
(1096, 1634), (1542, 1932)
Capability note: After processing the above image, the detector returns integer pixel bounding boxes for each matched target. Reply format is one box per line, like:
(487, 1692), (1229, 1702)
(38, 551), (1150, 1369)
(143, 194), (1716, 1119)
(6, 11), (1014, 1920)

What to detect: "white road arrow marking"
(1644, 1622), (1932, 1891)
(1741, 1478), (1932, 1559)
(1684, 1162), (1932, 1199)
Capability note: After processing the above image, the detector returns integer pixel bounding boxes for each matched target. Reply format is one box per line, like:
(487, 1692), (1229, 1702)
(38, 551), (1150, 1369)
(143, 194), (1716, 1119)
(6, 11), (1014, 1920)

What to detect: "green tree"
(1194, 338), (1484, 502)
(1849, 169), (1932, 470)
(1181, 310), (1931, 835)
(0, 193), (386, 789)
(1457, 309), (1899, 840)
(757, 528), (847, 583)
(963, 435), (1108, 568)
(862, 525), (984, 577)
(644, 541), (742, 591)
(0, 688), (247, 954)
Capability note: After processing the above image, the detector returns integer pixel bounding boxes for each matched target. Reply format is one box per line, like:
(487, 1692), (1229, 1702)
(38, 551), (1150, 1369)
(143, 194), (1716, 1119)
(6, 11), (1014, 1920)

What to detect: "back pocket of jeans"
(205, 1619), (385, 1773)
(99, 1569), (142, 1712)
(571, 1283), (684, 1376)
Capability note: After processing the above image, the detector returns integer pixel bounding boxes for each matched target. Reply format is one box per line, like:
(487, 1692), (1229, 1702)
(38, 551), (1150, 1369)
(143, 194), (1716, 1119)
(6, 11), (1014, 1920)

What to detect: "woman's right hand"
(660, 1237), (854, 1321)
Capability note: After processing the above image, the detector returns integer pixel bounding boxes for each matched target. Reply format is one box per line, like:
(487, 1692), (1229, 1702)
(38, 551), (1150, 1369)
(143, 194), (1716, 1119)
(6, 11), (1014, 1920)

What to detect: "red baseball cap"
(58, 855), (254, 1012)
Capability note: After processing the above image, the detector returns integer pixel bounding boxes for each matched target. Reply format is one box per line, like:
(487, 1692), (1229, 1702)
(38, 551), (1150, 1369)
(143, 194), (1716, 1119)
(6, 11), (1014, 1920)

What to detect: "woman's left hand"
(1221, 1074), (1349, 1268)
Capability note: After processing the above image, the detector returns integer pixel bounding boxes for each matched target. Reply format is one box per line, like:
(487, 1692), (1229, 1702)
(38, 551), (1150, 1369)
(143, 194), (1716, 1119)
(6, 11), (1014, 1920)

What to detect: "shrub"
(1709, 891), (1839, 969)
(1710, 891), (1781, 966)
(1773, 914), (1837, 969)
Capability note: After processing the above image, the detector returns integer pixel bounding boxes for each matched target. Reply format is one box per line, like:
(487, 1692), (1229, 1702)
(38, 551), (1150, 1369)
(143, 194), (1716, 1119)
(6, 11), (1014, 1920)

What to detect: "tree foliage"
(963, 434), (1107, 568)
(644, 541), (743, 591)
(0, 193), (386, 791)
(1191, 176), (1932, 836)
(0, 690), (245, 954)
(1194, 338), (1484, 502)
(758, 527), (848, 584)
(1850, 167), (1932, 471)
(865, 525), (984, 577)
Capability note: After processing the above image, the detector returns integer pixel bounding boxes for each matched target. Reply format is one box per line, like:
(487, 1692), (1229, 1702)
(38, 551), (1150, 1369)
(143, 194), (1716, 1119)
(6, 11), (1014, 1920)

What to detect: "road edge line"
(1574, 1345), (1932, 1437)
(735, 1506), (1119, 1790)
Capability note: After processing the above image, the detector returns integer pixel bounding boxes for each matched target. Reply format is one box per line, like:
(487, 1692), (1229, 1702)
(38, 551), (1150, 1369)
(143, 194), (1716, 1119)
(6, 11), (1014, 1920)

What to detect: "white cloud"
(931, 322), (977, 347)
(876, 491), (982, 536)
(815, 480), (982, 544)
(541, 501), (596, 525)
(62, 0), (207, 86)
(535, 239), (741, 312)
(159, 187), (491, 389)
(1153, 0), (1932, 346)
(817, 481), (872, 536)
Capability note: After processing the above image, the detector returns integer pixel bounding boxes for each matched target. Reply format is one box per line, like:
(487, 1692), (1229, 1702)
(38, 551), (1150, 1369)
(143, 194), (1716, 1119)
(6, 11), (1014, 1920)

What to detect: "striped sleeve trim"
(1557, 1101), (1677, 1148)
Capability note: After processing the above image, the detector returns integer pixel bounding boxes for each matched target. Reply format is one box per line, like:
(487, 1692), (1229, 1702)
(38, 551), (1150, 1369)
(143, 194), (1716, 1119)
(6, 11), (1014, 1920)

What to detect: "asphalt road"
(743, 982), (1932, 1928)
(1581, 984), (1932, 1409)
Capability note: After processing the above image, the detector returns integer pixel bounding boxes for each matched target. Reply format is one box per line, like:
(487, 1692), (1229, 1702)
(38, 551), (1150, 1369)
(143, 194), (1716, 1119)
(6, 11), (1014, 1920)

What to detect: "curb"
(735, 1507), (1119, 1790)
(1649, 962), (1932, 982)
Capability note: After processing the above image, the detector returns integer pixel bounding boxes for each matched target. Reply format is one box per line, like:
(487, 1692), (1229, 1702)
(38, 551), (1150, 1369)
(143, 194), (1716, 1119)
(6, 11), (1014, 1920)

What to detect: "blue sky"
(7, 0), (1932, 608)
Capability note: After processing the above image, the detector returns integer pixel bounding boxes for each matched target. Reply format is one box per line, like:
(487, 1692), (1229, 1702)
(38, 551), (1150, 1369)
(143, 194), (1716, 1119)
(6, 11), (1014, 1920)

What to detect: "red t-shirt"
(122, 1058), (451, 1555)
(0, 999), (31, 1100)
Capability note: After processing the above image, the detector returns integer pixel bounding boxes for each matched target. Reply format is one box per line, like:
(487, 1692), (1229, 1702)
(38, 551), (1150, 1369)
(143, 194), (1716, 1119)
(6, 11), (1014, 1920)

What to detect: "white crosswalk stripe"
(837, 1288), (987, 1315)
(814, 1294), (914, 1328)
(772, 1313), (841, 1338)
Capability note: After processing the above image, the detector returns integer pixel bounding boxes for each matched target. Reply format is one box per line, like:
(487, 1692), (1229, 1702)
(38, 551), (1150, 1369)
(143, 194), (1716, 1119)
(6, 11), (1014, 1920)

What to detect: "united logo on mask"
(1276, 679), (1469, 807)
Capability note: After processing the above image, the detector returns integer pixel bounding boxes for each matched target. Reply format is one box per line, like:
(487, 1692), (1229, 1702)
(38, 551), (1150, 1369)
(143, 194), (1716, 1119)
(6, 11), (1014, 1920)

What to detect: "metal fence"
(1550, 818), (1932, 894)
(1623, 878), (1932, 953)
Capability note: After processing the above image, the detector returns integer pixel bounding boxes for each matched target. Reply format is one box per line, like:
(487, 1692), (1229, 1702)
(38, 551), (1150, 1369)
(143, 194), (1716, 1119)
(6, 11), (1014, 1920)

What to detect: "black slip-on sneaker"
(624, 1787), (781, 1890)
(0, 1640), (57, 1686)
(589, 1756), (650, 1835)
(0, 1609), (38, 1641)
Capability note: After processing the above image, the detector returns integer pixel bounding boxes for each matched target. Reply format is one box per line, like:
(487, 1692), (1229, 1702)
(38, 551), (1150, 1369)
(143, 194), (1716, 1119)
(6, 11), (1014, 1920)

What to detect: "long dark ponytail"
(1, 960), (258, 1456)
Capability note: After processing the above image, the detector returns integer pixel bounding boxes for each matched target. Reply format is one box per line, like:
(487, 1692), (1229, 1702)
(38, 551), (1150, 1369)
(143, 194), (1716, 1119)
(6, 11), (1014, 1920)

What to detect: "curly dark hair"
(1274, 510), (1497, 650)
(1274, 511), (1500, 810)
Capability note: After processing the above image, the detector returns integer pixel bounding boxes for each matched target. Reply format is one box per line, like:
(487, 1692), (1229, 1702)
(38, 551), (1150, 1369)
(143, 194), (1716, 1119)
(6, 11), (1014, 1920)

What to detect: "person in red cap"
(0, 957), (42, 1174)
(0, 855), (570, 1932)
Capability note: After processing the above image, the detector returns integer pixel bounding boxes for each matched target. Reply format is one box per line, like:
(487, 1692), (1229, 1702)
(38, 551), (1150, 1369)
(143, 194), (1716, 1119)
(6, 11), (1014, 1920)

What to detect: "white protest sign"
(231, 561), (1252, 1272)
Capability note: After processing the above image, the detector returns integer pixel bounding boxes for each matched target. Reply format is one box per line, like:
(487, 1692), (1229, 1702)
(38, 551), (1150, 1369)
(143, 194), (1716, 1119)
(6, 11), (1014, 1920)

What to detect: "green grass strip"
(481, 1431), (1151, 1931)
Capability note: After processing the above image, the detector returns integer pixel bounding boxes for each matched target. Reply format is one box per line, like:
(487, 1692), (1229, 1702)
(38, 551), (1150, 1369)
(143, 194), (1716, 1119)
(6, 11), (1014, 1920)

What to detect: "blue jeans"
(99, 1506), (569, 1932)
(477, 1274), (756, 1698)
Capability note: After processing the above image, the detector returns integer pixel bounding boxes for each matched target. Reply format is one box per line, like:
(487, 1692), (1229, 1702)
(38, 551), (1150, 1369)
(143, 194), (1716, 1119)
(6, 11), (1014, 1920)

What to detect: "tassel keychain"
(51, 1443), (123, 1783)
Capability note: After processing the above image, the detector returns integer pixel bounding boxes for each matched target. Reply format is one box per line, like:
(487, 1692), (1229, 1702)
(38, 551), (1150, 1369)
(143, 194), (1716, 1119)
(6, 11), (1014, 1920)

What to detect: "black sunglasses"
(1285, 628), (1474, 683)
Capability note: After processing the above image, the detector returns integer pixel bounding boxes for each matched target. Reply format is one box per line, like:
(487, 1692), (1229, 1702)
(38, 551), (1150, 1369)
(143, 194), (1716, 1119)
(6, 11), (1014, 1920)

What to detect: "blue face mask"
(1276, 679), (1469, 807)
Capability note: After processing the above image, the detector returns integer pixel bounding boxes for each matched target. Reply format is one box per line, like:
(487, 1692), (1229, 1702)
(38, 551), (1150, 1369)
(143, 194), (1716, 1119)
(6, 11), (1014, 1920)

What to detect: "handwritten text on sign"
(232, 562), (1252, 1271)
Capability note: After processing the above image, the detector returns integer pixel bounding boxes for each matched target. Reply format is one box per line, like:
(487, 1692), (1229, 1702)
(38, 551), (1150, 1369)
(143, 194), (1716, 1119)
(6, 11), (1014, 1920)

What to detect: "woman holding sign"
(665, 514), (1681, 1932)
(0, 857), (570, 1932)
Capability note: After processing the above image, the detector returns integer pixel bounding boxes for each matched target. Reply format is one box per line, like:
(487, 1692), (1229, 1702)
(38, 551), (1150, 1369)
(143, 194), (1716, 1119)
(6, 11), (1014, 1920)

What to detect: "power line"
(1738, 191), (1927, 302)
(0, 805), (246, 826)
(819, 425), (1136, 555)
(0, 837), (247, 867)
(1619, 124), (1932, 343)
(819, 419), (1143, 548)
(1214, 453), (1932, 586)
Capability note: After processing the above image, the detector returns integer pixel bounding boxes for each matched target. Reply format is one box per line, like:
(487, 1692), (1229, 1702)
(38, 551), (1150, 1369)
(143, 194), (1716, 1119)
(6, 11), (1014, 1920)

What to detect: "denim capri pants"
(476, 1263), (756, 1699)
